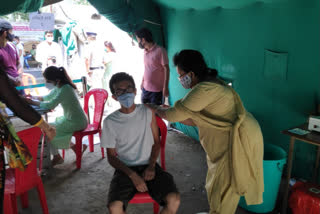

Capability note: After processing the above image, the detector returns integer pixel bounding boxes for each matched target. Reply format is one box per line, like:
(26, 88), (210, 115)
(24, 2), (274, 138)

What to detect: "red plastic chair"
(128, 116), (167, 214)
(4, 127), (49, 214)
(22, 73), (40, 95)
(63, 89), (108, 169)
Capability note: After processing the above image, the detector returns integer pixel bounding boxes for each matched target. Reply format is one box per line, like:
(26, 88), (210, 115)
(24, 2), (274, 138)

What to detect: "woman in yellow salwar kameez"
(147, 50), (264, 214)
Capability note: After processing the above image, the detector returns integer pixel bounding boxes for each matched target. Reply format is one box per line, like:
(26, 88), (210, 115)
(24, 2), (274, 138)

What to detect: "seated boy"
(101, 72), (180, 214)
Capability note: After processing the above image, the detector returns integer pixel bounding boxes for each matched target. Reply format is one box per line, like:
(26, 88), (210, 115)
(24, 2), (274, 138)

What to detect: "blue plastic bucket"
(239, 143), (287, 213)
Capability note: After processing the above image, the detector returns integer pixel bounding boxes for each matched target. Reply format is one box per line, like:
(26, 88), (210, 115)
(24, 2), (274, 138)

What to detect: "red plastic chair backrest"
(83, 89), (108, 126)
(156, 116), (167, 171)
(14, 127), (42, 193)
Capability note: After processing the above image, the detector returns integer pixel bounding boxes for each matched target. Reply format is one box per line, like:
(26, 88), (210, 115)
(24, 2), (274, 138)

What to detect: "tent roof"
(153, 0), (287, 10)
(43, 0), (63, 7)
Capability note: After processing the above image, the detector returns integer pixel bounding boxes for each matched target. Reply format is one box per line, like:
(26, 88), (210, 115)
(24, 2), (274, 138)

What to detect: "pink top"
(143, 44), (168, 92)
(0, 43), (19, 78)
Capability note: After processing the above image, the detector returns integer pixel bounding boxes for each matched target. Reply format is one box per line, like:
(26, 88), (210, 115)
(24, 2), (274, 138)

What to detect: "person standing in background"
(0, 20), (23, 92)
(135, 28), (170, 105)
(103, 41), (117, 107)
(84, 32), (105, 89)
(36, 30), (63, 71)
(103, 41), (116, 91)
(13, 36), (24, 72)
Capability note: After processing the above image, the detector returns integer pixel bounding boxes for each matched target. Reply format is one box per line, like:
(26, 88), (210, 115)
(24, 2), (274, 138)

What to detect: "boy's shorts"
(107, 164), (178, 210)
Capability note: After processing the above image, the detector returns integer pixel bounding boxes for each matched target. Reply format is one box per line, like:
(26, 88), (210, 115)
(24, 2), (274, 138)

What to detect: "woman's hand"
(144, 103), (158, 113)
(144, 104), (169, 120)
(38, 121), (56, 141)
(24, 98), (34, 105)
(23, 97), (41, 106)
(25, 94), (32, 99)
(20, 95), (35, 105)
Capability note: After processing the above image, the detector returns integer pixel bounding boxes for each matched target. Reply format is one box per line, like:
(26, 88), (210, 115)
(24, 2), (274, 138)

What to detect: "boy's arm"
(143, 112), (160, 181)
(107, 148), (148, 192)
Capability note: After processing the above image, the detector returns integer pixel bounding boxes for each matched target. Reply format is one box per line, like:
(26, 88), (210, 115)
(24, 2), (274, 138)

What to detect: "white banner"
(12, 23), (45, 42)
(29, 12), (55, 31)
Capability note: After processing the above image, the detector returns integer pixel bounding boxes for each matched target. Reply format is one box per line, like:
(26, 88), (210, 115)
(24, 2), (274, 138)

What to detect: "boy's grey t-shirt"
(101, 104), (153, 166)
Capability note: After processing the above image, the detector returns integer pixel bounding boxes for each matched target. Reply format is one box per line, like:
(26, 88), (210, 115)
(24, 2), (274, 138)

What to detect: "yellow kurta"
(166, 81), (264, 214)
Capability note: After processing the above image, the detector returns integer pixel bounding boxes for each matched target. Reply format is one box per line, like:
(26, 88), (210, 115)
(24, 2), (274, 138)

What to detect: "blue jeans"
(24, 55), (32, 69)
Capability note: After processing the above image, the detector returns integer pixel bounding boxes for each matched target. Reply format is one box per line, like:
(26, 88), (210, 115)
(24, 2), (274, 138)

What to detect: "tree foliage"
(0, 12), (29, 22)
(73, 0), (90, 5)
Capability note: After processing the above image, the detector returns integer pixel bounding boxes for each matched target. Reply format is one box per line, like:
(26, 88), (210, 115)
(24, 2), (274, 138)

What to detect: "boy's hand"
(143, 165), (155, 181)
(130, 172), (148, 192)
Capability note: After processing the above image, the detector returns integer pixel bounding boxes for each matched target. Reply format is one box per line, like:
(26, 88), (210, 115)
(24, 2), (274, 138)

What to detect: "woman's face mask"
(45, 82), (55, 90)
(179, 73), (192, 89)
(6, 31), (14, 42)
(117, 93), (135, 108)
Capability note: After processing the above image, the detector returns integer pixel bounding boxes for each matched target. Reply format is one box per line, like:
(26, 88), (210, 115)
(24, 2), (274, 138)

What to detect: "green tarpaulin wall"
(0, 0), (43, 15)
(3, 0), (320, 181)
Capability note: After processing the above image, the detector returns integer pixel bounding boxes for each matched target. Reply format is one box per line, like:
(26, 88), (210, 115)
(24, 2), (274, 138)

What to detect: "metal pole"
(81, 76), (90, 123)
(81, 76), (88, 97)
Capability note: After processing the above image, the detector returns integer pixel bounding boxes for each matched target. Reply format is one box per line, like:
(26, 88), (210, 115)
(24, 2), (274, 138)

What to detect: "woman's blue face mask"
(117, 93), (135, 108)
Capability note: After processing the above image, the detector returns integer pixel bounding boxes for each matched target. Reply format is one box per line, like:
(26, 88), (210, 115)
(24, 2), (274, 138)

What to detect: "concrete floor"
(14, 129), (260, 214)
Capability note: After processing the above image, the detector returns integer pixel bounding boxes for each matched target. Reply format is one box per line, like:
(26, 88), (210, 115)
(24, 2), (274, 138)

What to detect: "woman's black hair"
(43, 66), (77, 89)
(173, 50), (218, 82)
(104, 41), (116, 53)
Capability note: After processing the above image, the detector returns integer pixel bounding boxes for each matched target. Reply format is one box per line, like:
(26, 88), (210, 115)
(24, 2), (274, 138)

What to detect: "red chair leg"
(4, 193), (13, 214)
(20, 192), (29, 208)
(153, 202), (160, 214)
(99, 131), (104, 158)
(36, 181), (49, 214)
(101, 148), (105, 158)
(88, 134), (94, 152)
(4, 193), (18, 214)
(62, 149), (65, 159)
(75, 135), (83, 169)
